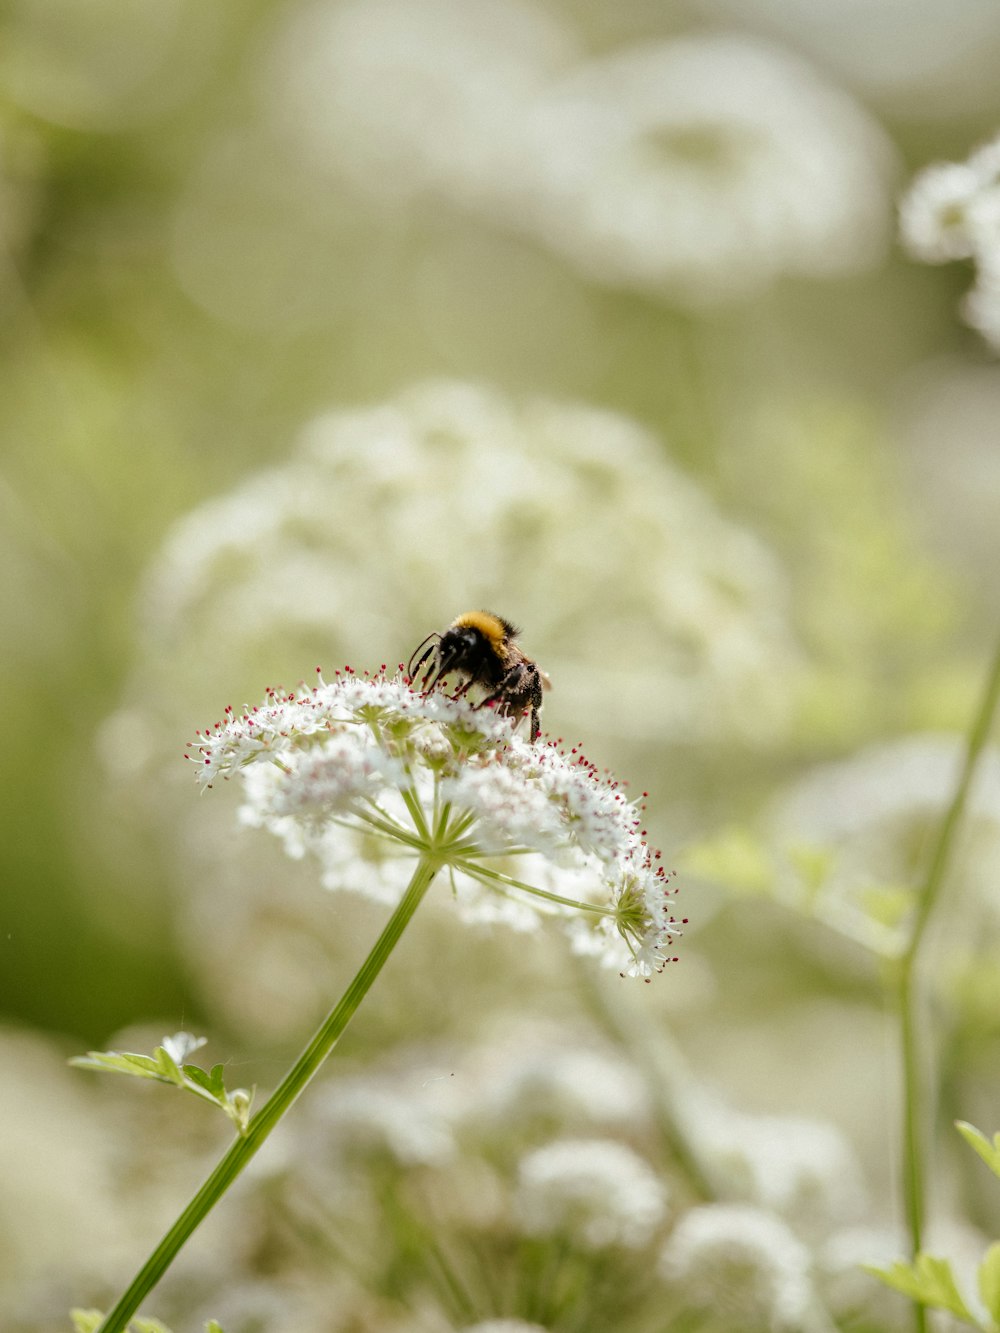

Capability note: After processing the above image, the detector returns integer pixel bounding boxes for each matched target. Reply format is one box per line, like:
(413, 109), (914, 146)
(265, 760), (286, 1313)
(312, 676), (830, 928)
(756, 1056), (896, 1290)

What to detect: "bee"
(407, 610), (548, 742)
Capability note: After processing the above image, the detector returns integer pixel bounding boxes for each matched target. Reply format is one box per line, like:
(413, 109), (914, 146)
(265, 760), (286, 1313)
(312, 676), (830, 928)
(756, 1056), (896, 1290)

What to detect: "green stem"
(898, 633), (1000, 1332)
(97, 856), (440, 1333)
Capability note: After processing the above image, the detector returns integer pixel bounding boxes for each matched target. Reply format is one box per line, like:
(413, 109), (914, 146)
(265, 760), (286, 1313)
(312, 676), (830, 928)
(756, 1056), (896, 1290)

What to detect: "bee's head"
(434, 625), (484, 677)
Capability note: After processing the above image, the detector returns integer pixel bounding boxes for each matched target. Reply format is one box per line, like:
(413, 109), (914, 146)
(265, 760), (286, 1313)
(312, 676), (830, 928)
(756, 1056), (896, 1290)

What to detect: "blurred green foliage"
(4, 0), (1000, 1324)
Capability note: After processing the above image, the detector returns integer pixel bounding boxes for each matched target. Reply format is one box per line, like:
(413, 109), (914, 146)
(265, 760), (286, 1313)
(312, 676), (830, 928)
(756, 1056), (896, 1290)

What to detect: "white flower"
(311, 1071), (456, 1167)
(266, 3), (892, 305)
(515, 1138), (668, 1250)
(141, 379), (800, 748)
(519, 33), (893, 304)
(660, 1203), (816, 1330)
(461, 1018), (652, 1135)
(159, 1031), (207, 1066)
(899, 161), (984, 262)
(681, 1090), (866, 1236)
(900, 131), (1000, 348)
(962, 267), (1000, 351)
(189, 671), (683, 977)
(266, 0), (574, 206)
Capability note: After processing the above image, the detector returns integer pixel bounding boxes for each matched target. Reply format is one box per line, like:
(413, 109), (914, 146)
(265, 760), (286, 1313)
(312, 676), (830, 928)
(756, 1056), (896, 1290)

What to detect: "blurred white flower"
(190, 670), (682, 977)
(310, 1068), (457, 1167)
(159, 1031), (207, 1066)
(962, 267), (1000, 348)
(817, 1225), (913, 1332)
(682, 1089), (867, 1237)
(695, 0), (1000, 113)
(514, 1137), (668, 1250)
(770, 733), (1000, 952)
(519, 33), (893, 304)
(899, 161), (985, 263)
(901, 132), (1000, 349)
(461, 1018), (652, 1136)
(265, 0), (892, 305)
(267, 0), (575, 206)
(659, 1203), (817, 1330)
(137, 379), (800, 746)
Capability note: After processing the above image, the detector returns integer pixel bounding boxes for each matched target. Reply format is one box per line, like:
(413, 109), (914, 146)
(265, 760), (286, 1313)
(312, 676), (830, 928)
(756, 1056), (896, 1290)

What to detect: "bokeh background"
(4, 0), (1000, 1329)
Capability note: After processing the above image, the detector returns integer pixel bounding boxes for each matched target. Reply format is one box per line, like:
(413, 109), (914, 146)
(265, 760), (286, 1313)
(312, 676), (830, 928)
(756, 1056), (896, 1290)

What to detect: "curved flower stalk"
(87, 667), (681, 1333)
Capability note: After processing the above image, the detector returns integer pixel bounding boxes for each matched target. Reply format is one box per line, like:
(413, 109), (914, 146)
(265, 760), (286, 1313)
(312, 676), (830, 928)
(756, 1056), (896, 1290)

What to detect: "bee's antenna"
(406, 633), (440, 680)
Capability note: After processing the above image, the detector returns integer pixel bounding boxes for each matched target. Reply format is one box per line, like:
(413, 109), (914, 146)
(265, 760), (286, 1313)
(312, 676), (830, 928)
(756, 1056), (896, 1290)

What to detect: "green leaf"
(183, 1063), (220, 1095)
(978, 1242), (1000, 1325)
(70, 1039), (252, 1131)
(205, 1323), (226, 1333)
(133, 1321), (175, 1333)
(958, 1121), (1000, 1180)
(865, 1254), (977, 1323)
(70, 1051), (166, 1081)
(154, 1045), (186, 1085)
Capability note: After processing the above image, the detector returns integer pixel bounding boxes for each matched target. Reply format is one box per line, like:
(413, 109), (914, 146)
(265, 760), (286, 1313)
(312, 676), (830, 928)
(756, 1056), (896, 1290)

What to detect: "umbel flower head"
(187, 668), (682, 978)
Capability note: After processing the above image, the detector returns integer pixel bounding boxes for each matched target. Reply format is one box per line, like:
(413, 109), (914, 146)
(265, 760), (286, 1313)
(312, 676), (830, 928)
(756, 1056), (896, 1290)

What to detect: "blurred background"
(3, 0), (1000, 1328)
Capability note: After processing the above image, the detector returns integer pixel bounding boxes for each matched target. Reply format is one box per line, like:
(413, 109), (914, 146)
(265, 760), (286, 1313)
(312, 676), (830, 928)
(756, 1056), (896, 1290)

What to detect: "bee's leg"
(528, 672), (543, 742)
(450, 677), (476, 702)
(529, 703), (540, 742)
(479, 663), (527, 711)
(480, 663), (544, 741)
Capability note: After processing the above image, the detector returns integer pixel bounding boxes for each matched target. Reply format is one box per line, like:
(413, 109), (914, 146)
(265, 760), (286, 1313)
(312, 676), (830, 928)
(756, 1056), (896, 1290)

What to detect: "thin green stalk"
(460, 861), (610, 916)
(97, 855), (441, 1333)
(898, 633), (1000, 1332)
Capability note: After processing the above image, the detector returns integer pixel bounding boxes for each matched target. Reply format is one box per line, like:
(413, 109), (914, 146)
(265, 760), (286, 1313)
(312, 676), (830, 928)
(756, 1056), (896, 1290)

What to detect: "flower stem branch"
(899, 631), (1000, 1333)
(96, 855), (440, 1333)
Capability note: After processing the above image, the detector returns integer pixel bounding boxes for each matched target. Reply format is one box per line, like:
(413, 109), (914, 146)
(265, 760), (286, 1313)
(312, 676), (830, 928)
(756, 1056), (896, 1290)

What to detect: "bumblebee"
(407, 611), (547, 742)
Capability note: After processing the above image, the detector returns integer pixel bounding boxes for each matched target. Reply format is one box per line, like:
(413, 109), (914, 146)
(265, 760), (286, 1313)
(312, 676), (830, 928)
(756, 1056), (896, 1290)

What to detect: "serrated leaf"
(958, 1121), (1000, 1180)
(71, 1041), (251, 1130)
(978, 1241), (1000, 1324)
(206, 1063), (227, 1096)
(865, 1254), (977, 1322)
(183, 1064), (219, 1095)
(70, 1311), (104, 1333)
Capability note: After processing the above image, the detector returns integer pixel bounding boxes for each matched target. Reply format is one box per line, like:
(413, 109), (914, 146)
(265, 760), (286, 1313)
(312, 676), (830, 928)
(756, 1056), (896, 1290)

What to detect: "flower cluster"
(266, 0), (893, 304)
(187, 669), (683, 977)
(135, 379), (800, 748)
(900, 133), (1000, 348)
(514, 1137), (668, 1250)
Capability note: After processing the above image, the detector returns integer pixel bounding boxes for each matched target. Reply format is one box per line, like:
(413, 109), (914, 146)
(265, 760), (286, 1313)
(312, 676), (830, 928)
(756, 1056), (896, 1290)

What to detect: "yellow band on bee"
(452, 610), (510, 648)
